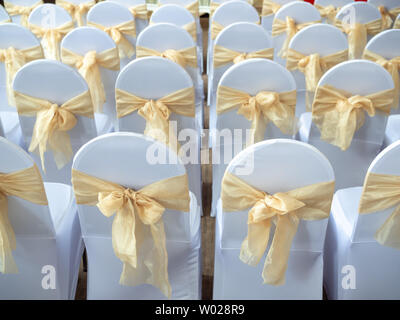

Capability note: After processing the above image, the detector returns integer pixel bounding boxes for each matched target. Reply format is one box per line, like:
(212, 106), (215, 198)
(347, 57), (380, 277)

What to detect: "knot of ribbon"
(136, 46), (198, 69)
(56, 0), (95, 27)
(4, 0), (43, 27)
(261, 0), (282, 17)
(129, 4), (148, 20)
(213, 45), (274, 68)
(315, 4), (338, 23)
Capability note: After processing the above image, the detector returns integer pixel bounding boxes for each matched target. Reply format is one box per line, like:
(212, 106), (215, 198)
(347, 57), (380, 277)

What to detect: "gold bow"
(56, 0), (95, 27)
(272, 17), (320, 59)
(222, 172), (335, 285)
(116, 87), (195, 152)
(286, 48), (348, 111)
(61, 47), (120, 113)
(217, 85), (297, 145)
(335, 19), (382, 59)
(312, 85), (394, 151)
(4, 0), (43, 27)
(136, 46), (198, 69)
(359, 172), (400, 249)
(0, 46), (43, 107)
(129, 4), (148, 20)
(213, 45), (273, 68)
(14, 90), (94, 171)
(315, 4), (339, 23)
(186, 1), (199, 18)
(0, 164), (48, 274)
(29, 21), (74, 61)
(261, 0), (282, 17)
(378, 5), (400, 30)
(88, 20), (136, 59)
(71, 169), (190, 298)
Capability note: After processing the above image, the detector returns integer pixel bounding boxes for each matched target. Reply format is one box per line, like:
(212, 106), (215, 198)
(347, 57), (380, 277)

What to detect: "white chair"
(272, 1), (321, 67)
(0, 136), (83, 299)
(368, 0), (400, 29)
(287, 23), (348, 117)
(260, 0), (298, 31)
(61, 26), (120, 136)
(207, 1), (259, 75)
(108, 0), (149, 35)
(298, 60), (394, 190)
(213, 139), (335, 299)
(211, 58), (296, 217)
(314, 0), (354, 24)
(87, 1), (136, 69)
(324, 140), (400, 299)
(13, 59), (98, 184)
(115, 56), (202, 215)
(0, 4), (11, 23)
(55, 0), (95, 27)
(72, 132), (201, 299)
(4, 0), (42, 26)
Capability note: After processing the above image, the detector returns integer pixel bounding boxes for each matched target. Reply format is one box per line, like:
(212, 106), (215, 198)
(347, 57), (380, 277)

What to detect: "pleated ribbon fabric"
(87, 20), (136, 59)
(312, 85), (394, 151)
(221, 172), (335, 285)
(315, 4), (340, 24)
(0, 164), (48, 274)
(185, 1), (200, 18)
(359, 172), (400, 249)
(394, 18), (400, 29)
(217, 85), (297, 145)
(71, 169), (191, 298)
(272, 17), (320, 59)
(0, 46), (43, 107)
(14, 90), (94, 171)
(29, 21), (74, 61)
(56, 0), (95, 27)
(116, 87), (195, 152)
(378, 5), (400, 30)
(286, 48), (348, 111)
(136, 46), (198, 69)
(61, 47), (120, 113)
(363, 50), (400, 110)
(4, 0), (43, 27)
(335, 19), (382, 60)
(261, 0), (286, 17)
(129, 4), (148, 20)
(213, 45), (274, 68)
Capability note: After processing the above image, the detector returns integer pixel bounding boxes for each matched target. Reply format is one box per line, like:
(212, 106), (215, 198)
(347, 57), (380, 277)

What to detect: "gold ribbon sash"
(359, 172), (400, 249)
(136, 46), (198, 69)
(315, 4), (340, 23)
(116, 87), (195, 152)
(286, 48), (348, 111)
(14, 90), (94, 171)
(88, 20), (136, 59)
(222, 172), (335, 285)
(217, 85), (297, 145)
(378, 5), (400, 30)
(4, 0), (43, 27)
(261, 0), (283, 17)
(130, 3), (148, 20)
(183, 21), (197, 42)
(56, 0), (95, 27)
(363, 50), (400, 110)
(29, 21), (74, 61)
(61, 47), (120, 113)
(0, 164), (48, 274)
(209, 1), (220, 17)
(186, 1), (199, 18)
(71, 169), (191, 298)
(0, 46), (43, 107)
(335, 19), (382, 60)
(394, 18), (400, 29)
(211, 21), (224, 40)
(213, 45), (273, 68)
(312, 85), (394, 151)
(272, 17), (320, 58)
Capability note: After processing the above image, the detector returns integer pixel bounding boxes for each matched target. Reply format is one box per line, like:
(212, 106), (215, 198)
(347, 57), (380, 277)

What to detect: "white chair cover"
(314, 0), (354, 23)
(4, 0), (41, 26)
(260, 0), (298, 31)
(108, 0), (149, 35)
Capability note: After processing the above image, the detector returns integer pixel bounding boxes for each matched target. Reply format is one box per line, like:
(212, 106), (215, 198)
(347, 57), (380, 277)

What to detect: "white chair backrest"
(150, 4), (195, 28)
(107, 0), (148, 35)
(336, 2), (381, 25)
(72, 132), (192, 241)
(368, 0), (400, 13)
(0, 136), (55, 236)
(220, 139), (334, 251)
(309, 60), (394, 146)
(273, 1), (321, 66)
(0, 4), (10, 23)
(261, 0), (298, 31)
(57, 0), (94, 26)
(216, 58), (296, 145)
(212, 1), (259, 28)
(0, 23), (41, 112)
(4, 0), (40, 25)
(315, 0), (354, 6)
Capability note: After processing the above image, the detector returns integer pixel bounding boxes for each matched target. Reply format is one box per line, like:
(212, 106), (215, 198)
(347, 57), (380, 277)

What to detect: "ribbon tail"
(82, 64), (106, 113)
(118, 36), (135, 59)
(375, 205), (400, 249)
(336, 108), (359, 151)
(48, 130), (74, 170)
(0, 196), (18, 274)
(348, 25), (367, 60)
(249, 113), (267, 146)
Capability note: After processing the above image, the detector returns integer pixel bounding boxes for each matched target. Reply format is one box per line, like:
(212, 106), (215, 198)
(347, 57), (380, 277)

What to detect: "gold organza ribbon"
(14, 90), (94, 171)
(217, 85), (297, 145)
(213, 45), (273, 68)
(394, 18), (400, 29)
(359, 172), (400, 249)
(312, 85), (394, 151)
(0, 46), (43, 107)
(186, 1), (199, 18)
(29, 21), (74, 60)
(315, 4), (340, 23)
(363, 50), (400, 110)
(286, 48), (348, 111)
(0, 164), (48, 274)
(183, 21), (197, 42)
(261, 0), (282, 17)
(71, 169), (191, 298)
(61, 47), (120, 113)
(136, 46), (198, 69)
(130, 4), (148, 20)
(56, 0), (95, 27)
(222, 172), (335, 285)
(4, 0), (43, 27)
(209, 1), (220, 17)
(211, 21), (224, 40)
(335, 19), (382, 59)
(272, 17), (320, 58)
(88, 21), (136, 59)
(116, 87), (195, 152)
(378, 5), (400, 30)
